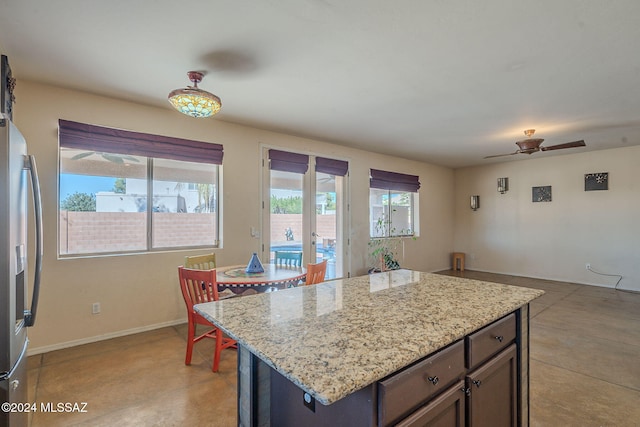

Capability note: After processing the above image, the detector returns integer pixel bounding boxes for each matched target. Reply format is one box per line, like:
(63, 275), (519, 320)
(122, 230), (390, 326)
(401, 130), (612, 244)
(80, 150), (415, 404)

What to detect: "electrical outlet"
(92, 302), (101, 314)
(585, 263), (591, 271)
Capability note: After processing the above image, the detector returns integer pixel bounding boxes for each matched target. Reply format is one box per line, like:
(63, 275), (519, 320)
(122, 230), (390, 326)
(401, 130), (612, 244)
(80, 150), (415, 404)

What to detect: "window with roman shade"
(58, 120), (223, 256)
(369, 169), (420, 192)
(58, 119), (223, 164)
(369, 168), (420, 238)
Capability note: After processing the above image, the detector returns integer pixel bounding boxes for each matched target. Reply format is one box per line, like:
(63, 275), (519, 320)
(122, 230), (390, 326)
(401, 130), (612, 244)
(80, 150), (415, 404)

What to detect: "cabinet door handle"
(472, 379), (482, 388)
(426, 375), (439, 385)
(461, 387), (471, 396)
(495, 335), (504, 342)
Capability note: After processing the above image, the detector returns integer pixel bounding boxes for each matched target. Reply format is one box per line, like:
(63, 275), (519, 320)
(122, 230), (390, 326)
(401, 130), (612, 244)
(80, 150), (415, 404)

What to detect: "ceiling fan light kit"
(484, 129), (586, 159)
(168, 71), (221, 118)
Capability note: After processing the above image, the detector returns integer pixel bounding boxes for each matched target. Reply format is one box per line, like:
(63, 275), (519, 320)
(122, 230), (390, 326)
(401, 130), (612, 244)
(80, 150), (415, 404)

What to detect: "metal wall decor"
(532, 186), (552, 202)
(585, 172), (608, 191)
(497, 177), (509, 194)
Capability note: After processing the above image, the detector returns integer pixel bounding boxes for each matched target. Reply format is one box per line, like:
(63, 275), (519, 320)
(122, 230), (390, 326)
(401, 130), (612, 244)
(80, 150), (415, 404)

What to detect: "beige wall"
(14, 81), (455, 353)
(453, 146), (640, 291)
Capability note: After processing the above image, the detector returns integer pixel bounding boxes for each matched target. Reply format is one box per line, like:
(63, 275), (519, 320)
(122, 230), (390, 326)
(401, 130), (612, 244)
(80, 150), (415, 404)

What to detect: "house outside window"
(58, 120), (222, 257)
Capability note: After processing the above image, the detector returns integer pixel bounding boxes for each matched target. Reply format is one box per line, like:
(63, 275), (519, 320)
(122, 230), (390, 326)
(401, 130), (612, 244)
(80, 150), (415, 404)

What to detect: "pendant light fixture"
(168, 71), (221, 118)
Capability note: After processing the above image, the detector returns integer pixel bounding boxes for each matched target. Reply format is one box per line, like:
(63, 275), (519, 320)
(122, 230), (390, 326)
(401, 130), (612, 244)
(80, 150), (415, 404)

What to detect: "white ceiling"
(2, 0), (640, 168)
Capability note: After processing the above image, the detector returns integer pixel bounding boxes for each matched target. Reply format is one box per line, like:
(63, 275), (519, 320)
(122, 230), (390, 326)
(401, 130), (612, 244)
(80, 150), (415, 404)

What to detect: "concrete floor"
(27, 270), (640, 426)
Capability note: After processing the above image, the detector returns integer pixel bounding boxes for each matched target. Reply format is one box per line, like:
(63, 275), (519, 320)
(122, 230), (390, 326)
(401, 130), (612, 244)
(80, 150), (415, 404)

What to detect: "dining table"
(216, 263), (307, 296)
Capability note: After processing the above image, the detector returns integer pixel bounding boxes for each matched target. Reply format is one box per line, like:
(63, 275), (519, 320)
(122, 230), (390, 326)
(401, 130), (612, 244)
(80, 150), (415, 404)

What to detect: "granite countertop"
(195, 269), (544, 405)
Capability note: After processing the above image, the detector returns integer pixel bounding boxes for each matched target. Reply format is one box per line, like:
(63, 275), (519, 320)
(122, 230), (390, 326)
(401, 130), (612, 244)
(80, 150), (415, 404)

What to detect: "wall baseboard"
(28, 318), (187, 356)
(429, 266), (632, 289)
(461, 267), (613, 288)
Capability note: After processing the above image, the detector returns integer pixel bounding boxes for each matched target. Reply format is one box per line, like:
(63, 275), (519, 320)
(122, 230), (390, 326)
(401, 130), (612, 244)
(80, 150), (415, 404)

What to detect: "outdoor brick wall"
(59, 211), (216, 254)
(59, 211), (333, 255)
(153, 213), (216, 247)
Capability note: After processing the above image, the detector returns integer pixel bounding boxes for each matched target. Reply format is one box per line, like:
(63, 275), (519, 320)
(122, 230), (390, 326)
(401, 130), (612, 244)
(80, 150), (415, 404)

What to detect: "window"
(369, 169), (420, 238)
(58, 120), (222, 256)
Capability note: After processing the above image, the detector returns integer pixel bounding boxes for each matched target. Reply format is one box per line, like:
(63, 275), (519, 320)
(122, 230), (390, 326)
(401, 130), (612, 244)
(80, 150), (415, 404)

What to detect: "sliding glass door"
(263, 149), (348, 280)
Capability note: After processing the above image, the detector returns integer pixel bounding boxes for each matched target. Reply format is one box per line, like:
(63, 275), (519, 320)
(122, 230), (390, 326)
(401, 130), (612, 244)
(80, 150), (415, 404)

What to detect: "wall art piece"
(585, 172), (608, 191)
(532, 185), (552, 202)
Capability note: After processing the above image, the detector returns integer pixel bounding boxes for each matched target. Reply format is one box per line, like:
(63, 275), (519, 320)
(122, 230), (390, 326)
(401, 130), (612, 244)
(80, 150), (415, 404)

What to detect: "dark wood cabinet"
(466, 313), (516, 369)
(396, 380), (466, 427)
(392, 314), (519, 427)
(466, 344), (517, 427)
(265, 310), (527, 427)
(393, 344), (517, 427)
(379, 340), (465, 426)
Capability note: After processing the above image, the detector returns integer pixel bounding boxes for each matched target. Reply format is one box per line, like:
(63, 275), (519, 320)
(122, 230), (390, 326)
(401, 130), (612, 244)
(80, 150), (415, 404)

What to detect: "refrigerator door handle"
(0, 340), (28, 381)
(23, 154), (43, 327)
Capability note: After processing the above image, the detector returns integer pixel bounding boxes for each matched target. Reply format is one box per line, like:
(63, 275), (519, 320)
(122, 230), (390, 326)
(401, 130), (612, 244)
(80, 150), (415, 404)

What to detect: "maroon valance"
(268, 149), (309, 174)
(316, 157), (348, 176)
(370, 169), (421, 192)
(59, 119), (223, 165)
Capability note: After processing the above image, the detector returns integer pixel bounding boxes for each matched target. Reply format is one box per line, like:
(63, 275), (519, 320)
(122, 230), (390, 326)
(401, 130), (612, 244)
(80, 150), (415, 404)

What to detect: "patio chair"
(275, 251), (303, 267)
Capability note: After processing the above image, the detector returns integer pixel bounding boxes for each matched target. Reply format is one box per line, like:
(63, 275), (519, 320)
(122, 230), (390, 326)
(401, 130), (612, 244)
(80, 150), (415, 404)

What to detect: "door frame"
(260, 145), (350, 279)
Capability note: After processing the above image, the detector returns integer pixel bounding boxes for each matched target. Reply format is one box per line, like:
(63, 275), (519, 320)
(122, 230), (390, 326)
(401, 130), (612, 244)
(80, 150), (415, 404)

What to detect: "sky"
(59, 174), (116, 201)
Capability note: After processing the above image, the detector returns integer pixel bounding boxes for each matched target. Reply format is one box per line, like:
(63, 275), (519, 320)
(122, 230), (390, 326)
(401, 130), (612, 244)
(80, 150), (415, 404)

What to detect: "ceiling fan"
(484, 129), (586, 159)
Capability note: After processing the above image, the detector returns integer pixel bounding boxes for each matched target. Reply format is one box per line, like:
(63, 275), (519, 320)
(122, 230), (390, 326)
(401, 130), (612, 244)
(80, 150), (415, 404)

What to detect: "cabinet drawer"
(466, 313), (515, 369)
(378, 340), (464, 427)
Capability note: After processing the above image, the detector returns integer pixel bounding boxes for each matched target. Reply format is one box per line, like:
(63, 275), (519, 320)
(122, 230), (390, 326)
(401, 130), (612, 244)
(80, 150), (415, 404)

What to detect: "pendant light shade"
(168, 71), (221, 118)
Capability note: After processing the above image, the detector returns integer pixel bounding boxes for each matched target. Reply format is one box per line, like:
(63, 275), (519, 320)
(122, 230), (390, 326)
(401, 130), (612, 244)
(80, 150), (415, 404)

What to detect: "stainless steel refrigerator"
(1, 55), (43, 427)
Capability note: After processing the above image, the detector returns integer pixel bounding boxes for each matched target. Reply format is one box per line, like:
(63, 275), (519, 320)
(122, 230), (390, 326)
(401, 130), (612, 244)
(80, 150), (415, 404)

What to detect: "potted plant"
(367, 216), (410, 273)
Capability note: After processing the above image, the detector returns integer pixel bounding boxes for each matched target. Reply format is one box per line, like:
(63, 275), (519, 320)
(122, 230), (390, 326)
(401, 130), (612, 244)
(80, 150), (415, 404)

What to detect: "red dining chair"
(178, 267), (237, 372)
(305, 260), (327, 285)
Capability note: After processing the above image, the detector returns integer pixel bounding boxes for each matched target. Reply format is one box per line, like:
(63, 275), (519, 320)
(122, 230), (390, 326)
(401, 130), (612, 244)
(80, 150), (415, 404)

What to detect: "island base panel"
(270, 368), (376, 427)
(238, 347), (271, 427)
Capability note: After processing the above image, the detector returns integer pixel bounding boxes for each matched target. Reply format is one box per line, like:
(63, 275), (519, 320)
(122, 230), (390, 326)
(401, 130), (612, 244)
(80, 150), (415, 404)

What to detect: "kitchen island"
(195, 269), (544, 426)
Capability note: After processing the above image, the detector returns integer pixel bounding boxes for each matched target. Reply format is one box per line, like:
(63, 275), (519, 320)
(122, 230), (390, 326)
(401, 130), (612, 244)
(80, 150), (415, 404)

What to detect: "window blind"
(59, 119), (224, 165)
(316, 157), (348, 176)
(370, 168), (421, 192)
(268, 149), (309, 174)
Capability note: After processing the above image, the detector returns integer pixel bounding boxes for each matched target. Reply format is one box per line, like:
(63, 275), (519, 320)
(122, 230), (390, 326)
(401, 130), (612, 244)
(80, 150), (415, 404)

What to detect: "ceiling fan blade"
(71, 152), (95, 160)
(540, 140), (586, 151)
(483, 151), (520, 159)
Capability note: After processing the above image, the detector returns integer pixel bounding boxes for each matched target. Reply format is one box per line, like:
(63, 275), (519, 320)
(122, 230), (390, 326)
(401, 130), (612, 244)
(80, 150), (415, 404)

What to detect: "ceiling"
(2, 0), (640, 168)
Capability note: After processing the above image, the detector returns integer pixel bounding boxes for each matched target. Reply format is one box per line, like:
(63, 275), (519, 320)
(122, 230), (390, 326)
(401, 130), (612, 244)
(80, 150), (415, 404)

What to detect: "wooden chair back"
(275, 251), (303, 267)
(178, 266), (236, 373)
(306, 260), (327, 285)
(184, 253), (216, 270)
(178, 267), (220, 310)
